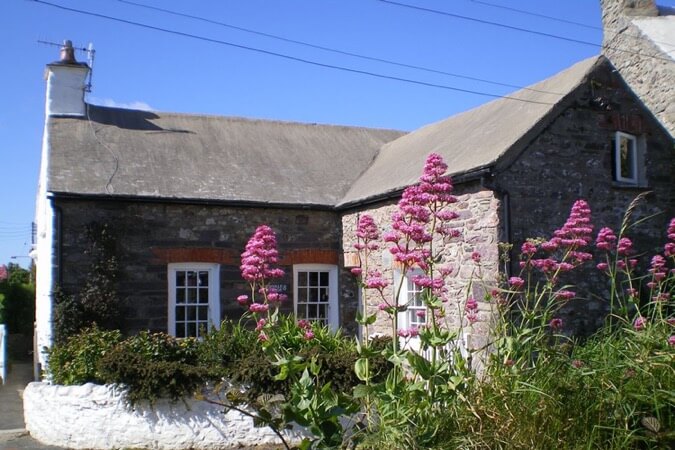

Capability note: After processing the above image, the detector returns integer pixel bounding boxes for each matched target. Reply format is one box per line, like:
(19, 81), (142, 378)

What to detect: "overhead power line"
(29, 0), (558, 106)
(376, 0), (671, 62)
(467, 0), (675, 49)
(111, 0), (561, 95)
(468, 0), (600, 30)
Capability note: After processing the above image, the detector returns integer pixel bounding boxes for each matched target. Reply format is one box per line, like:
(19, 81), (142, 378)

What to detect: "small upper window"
(613, 131), (642, 185)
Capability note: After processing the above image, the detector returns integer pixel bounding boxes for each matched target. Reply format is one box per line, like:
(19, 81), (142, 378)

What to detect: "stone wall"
(340, 182), (502, 349)
(600, 0), (675, 137)
(54, 198), (357, 335)
(497, 58), (674, 335)
(23, 382), (305, 449)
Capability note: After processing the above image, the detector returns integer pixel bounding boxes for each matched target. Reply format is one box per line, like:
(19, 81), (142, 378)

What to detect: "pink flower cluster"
(354, 214), (380, 250)
(522, 200), (594, 275)
(549, 317), (563, 331)
(465, 296), (479, 324)
(364, 270), (390, 290)
(387, 153), (458, 269)
(240, 225), (284, 282)
(397, 327), (419, 338)
(665, 218), (675, 257)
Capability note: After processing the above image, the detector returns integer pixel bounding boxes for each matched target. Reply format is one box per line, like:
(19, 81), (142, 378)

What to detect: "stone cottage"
(33, 0), (673, 372)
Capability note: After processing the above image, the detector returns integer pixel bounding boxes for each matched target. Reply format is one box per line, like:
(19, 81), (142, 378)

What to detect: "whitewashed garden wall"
(24, 382), (305, 450)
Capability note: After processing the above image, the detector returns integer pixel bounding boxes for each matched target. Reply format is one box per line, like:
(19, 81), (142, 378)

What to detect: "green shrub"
(97, 331), (206, 405)
(196, 319), (257, 370)
(46, 326), (122, 385)
(0, 278), (35, 335)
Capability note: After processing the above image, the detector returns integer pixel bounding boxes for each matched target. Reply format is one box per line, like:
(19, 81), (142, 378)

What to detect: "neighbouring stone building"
(33, 0), (673, 372)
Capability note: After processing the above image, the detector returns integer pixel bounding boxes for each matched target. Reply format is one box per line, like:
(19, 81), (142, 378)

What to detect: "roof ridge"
(84, 103), (405, 134)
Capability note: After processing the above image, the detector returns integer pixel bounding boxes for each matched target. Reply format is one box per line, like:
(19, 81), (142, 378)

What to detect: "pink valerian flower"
(267, 291), (287, 303)
(303, 330), (315, 341)
(255, 319), (266, 332)
(571, 359), (584, 369)
(249, 303), (269, 314)
(668, 335), (675, 347)
(664, 218), (675, 256)
(297, 319), (311, 330)
(364, 270), (390, 290)
(556, 290), (575, 301)
(378, 303), (389, 311)
(595, 227), (617, 251)
(653, 292), (670, 302)
(397, 327), (420, 338)
(520, 241), (537, 256)
(666, 317), (675, 326)
(551, 200), (594, 261)
(508, 276), (525, 289)
(411, 274), (444, 291)
(549, 318), (563, 331)
(471, 251), (481, 263)
(649, 255), (667, 282)
(466, 311), (479, 324)
(258, 332), (268, 342)
(596, 262), (609, 271)
(240, 225), (284, 283)
(617, 237), (633, 256)
(355, 214), (380, 241)
(633, 316), (647, 331)
(350, 267), (363, 277)
(236, 295), (249, 306)
(0, 265), (7, 282)
(465, 297), (479, 312)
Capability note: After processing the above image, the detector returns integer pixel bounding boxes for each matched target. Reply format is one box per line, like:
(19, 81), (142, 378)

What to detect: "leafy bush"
(196, 319), (257, 370)
(46, 325), (122, 385)
(98, 331), (206, 405)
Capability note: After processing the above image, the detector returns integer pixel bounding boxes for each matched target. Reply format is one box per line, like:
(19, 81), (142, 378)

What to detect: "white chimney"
(44, 40), (90, 117)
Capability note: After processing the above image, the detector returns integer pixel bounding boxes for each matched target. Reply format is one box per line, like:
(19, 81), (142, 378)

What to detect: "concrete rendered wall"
(24, 382), (305, 449)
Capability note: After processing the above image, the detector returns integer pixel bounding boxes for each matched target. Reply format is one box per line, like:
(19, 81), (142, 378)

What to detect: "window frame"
(167, 262), (220, 338)
(613, 131), (640, 185)
(395, 268), (427, 332)
(293, 264), (339, 330)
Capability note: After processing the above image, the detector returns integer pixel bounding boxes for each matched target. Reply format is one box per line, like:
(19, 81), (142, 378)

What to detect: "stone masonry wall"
(55, 199), (357, 335)
(600, 0), (675, 137)
(340, 183), (501, 350)
(497, 58), (674, 335)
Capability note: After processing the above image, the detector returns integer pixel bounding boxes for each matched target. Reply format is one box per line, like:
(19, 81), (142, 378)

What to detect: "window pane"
(298, 288), (307, 302)
(319, 288), (328, 302)
(176, 271), (185, 286)
(619, 136), (635, 179)
(187, 288), (197, 303)
(318, 304), (326, 319)
(187, 306), (197, 321)
(298, 272), (307, 287)
(187, 323), (197, 338)
(176, 289), (185, 303)
(176, 323), (186, 338)
(309, 288), (319, 303)
(176, 306), (185, 321)
(309, 272), (318, 286)
(198, 306), (208, 321)
(198, 271), (209, 286)
(319, 272), (329, 286)
(187, 271), (197, 286)
(198, 288), (209, 304)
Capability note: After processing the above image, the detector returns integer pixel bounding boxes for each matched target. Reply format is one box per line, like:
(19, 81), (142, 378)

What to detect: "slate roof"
(338, 56), (604, 206)
(48, 56), (605, 208)
(47, 108), (404, 206)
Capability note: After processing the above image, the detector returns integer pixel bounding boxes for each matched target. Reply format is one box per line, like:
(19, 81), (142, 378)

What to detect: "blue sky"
(0, 0), (607, 267)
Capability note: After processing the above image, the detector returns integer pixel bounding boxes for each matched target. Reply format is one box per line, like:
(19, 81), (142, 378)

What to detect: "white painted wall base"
(24, 382), (306, 449)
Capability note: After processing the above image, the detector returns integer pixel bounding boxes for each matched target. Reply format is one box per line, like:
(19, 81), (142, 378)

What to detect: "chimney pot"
(59, 40), (77, 64)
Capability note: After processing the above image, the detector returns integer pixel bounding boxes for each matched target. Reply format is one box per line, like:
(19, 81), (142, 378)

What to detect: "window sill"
(611, 182), (650, 190)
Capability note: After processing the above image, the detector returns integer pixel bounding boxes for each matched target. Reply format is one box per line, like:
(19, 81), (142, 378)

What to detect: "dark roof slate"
(47, 108), (404, 206)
